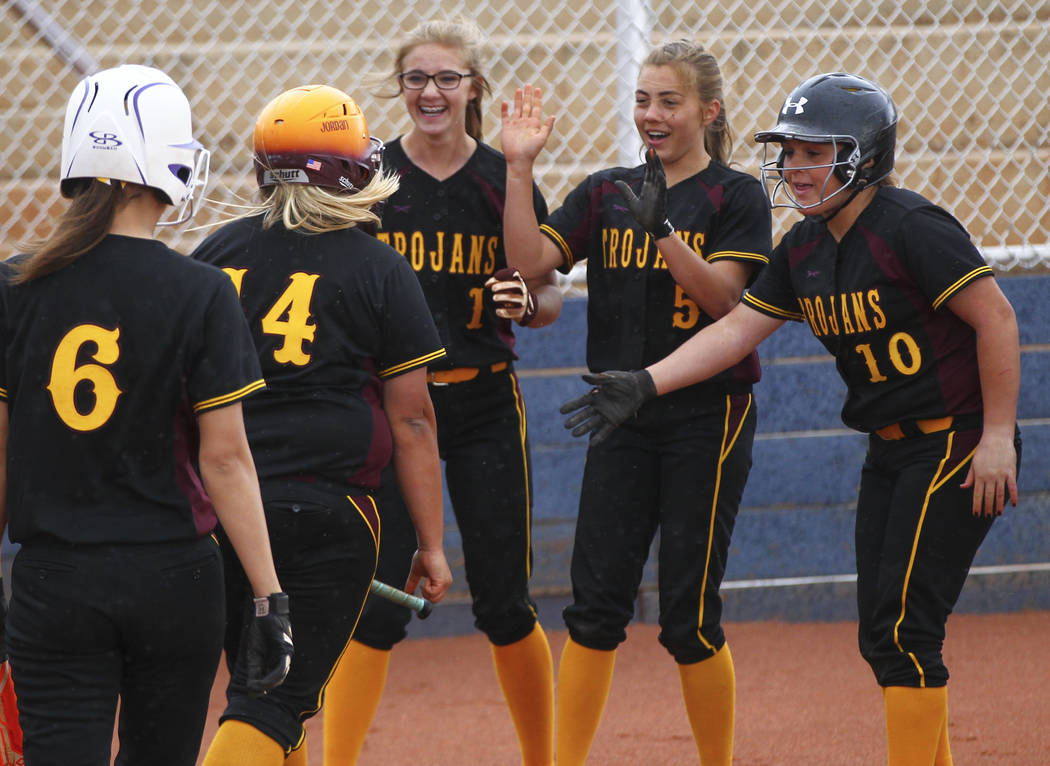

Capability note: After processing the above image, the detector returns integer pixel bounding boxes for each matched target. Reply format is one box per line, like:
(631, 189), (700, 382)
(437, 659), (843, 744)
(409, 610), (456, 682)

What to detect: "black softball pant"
(7, 536), (225, 766)
(218, 487), (379, 751)
(349, 468), (416, 650)
(354, 365), (538, 648)
(564, 392), (756, 665)
(856, 423), (1021, 687)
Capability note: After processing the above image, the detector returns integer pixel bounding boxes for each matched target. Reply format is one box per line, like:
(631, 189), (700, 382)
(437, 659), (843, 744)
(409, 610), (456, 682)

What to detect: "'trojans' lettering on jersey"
(375, 230), (499, 276)
(798, 289), (886, 338)
(599, 227), (706, 270)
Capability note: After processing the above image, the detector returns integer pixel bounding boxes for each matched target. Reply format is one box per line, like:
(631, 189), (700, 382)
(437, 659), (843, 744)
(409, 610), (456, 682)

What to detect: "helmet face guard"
(158, 144), (211, 226)
(61, 64), (209, 225)
(253, 85), (382, 193)
(757, 134), (861, 211)
(754, 72), (897, 212)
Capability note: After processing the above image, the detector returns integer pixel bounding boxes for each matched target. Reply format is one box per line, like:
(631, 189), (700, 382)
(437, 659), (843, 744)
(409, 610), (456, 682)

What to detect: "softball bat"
(369, 579), (433, 618)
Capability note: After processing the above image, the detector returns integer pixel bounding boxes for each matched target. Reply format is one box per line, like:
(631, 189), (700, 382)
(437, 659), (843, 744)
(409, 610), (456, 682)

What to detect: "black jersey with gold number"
(374, 138), (547, 370)
(742, 186), (990, 432)
(540, 160), (770, 385)
(0, 235), (265, 545)
(192, 215), (444, 491)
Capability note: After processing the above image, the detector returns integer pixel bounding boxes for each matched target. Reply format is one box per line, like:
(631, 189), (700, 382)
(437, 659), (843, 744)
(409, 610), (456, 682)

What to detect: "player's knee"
(352, 600), (412, 650)
(662, 636), (724, 665)
(862, 648), (948, 688)
(220, 698), (304, 752)
(563, 610), (627, 652)
(474, 603), (537, 645)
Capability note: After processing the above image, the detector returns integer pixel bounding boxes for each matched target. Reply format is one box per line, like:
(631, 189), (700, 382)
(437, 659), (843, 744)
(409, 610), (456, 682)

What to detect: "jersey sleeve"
(188, 275), (266, 413)
(539, 175), (597, 273)
(706, 176), (772, 270)
(376, 256), (446, 378)
(741, 242), (806, 322)
(896, 205), (993, 310)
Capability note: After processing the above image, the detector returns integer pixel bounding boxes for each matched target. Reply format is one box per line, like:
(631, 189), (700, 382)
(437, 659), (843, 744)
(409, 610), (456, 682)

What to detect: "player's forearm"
(391, 415), (444, 551)
(200, 453), (282, 598)
(524, 275), (563, 328)
(647, 302), (781, 395)
(659, 239), (752, 319)
(974, 305), (1020, 439)
(504, 163), (558, 278)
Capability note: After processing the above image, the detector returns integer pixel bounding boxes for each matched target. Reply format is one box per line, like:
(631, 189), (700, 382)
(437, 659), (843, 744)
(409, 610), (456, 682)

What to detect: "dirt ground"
(189, 610), (1049, 765)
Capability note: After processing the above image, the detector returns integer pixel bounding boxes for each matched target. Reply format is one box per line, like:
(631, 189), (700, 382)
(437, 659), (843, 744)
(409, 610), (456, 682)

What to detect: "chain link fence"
(3, 0), (1048, 270)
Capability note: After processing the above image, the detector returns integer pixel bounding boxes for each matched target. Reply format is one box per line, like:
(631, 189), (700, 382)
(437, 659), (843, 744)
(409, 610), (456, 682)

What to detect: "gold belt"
(875, 416), (955, 440)
(427, 361), (508, 385)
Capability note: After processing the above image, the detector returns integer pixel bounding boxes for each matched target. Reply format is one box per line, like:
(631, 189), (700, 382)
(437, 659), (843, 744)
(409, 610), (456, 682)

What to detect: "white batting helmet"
(60, 64), (210, 225)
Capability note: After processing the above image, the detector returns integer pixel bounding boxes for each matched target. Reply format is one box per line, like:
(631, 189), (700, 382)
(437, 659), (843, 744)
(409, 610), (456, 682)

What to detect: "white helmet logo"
(782, 96), (808, 115)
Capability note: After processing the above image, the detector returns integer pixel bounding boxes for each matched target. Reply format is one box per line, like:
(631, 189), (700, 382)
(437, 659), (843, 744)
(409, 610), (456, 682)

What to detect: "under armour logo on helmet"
(782, 97), (808, 115)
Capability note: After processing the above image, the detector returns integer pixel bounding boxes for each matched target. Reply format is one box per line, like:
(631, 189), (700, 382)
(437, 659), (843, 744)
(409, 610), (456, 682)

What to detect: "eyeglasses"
(398, 70), (473, 90)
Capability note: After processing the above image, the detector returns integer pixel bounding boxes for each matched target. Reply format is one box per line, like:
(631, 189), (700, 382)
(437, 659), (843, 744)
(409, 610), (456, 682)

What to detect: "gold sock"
(555, 638), (616, 766)
(934, 697), (953, 766)
(284, 738), (307, 765)
(490, 623), (555, 766)
(884, 685), (949, 766)
(678, 643), (735, 766)
(201, 719), (285, 766)
(322, 641), (392, 766)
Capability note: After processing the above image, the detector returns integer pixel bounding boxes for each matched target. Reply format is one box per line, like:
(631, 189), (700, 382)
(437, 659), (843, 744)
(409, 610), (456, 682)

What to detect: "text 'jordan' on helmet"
(752, 72), (898, 210)
(60, 64), (210, 226)
(253, 85), (384, 192)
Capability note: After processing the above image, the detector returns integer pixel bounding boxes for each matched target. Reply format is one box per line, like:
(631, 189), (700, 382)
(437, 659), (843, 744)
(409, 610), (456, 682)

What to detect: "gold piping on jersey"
(707, 250), (770, 265)
(0, 387), (7, 399)
(891, 430), (976, 686)
(379, 348), (447, 379)
(193, 379), (267, 413)
(506, 370), (535, 584)
(931, 266), (993, 311)
(742, 293), (804, 321)
(539, 224), (573, 269)
(312, 493), (381, 722)
(695, 393), (753, 651)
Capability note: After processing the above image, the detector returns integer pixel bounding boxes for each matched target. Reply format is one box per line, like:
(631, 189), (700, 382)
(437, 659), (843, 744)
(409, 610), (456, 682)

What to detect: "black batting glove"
(560, 369), (657, 444)
(244, 592), (293, 695)
(614, 147), (674, 240)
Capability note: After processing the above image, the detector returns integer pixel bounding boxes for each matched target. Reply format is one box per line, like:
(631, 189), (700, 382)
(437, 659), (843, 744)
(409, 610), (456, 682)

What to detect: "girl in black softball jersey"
(563, 73), (1020, 766)
(322, 21), (563, 766)
(0, 65), (289, 766)
(192, 84), (452, 766)
(503, 41), (771, 766)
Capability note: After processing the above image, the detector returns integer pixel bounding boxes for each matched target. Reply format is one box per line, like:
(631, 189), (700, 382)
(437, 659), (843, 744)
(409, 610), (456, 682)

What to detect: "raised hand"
(501, 84), (556, 166)
(614, 147), (674, 239)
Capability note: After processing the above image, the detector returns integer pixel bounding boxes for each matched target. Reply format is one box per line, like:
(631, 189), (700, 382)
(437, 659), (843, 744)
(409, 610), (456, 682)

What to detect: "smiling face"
(399, 43), (477, 140)
(778, 138), (848, 215)
(633, 64), (719, 176)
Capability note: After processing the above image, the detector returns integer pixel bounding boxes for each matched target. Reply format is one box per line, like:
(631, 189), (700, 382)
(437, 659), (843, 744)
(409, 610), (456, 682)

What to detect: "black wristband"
(653, 218), (674, 239)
